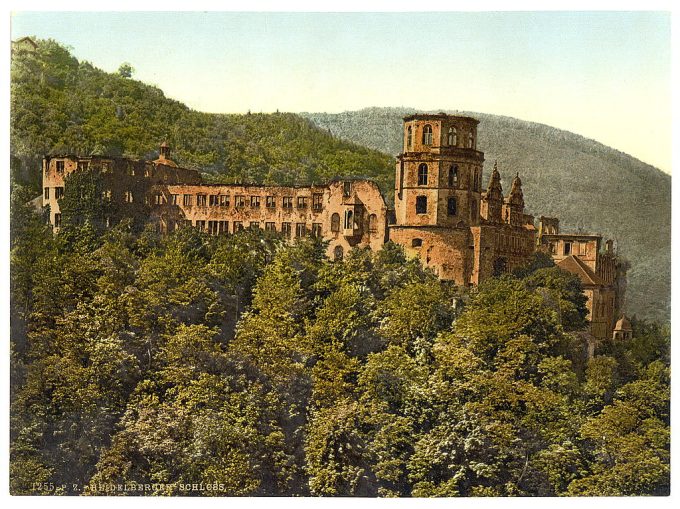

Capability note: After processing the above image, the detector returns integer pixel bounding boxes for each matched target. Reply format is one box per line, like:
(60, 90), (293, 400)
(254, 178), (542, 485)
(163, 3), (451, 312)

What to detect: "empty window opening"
(416, 196), (427, 214)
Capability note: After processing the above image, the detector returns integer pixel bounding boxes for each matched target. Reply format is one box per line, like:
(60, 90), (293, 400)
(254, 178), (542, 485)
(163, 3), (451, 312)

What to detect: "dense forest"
(302, 108), (672, 322)
(9, 38), (671, 497)
(10, 180), (670, 496)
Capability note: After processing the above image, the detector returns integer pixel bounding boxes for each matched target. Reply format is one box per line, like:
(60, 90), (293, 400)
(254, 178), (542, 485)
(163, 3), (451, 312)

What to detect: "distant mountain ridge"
(300, 107), (671, 321)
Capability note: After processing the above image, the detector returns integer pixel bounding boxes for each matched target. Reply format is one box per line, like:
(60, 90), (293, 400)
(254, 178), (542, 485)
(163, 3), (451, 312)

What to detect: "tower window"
(407, 126), (412, 149)
(449, 165), (458, 187)
(448, 197), (457, 216)
(422, 124), (433, 145)
(564, 242), (572, 255)
(416, 196), (427, 214)
(470, 199), (477, 220)
(467, 133), (474, 149)
(56, 161), (65, 173)
(448, 127), (457, 146)
(417, 163), (428, 186)
(343, 181), (352, 197)
(54, 213), (62, 228)
(473, 172), (479, 191)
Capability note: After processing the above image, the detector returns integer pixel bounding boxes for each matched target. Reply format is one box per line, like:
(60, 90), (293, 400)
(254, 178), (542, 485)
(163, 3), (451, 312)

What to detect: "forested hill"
(301, 108), (671, 322)
(10, 39), (393, 192)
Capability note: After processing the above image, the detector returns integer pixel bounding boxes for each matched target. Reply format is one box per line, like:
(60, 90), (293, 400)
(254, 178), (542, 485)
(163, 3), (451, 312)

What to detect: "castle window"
(54, 213), (62, 228)
(407, 126), (412, 149)
(219, 195), (229, 206)
(281, 222), (292, 237)
(77, 161), (89, 171)
(343, 181), (352, 197)
(208, 221), (219, 235)
(235, 195), (246, 208)
(470, 199), (477, 220)
(449, 165), (458, 187)
(344, 210), (354, 230)
(312, 193), (323, 211)
(368, 214), (378, 233)
(154, 193), (164, 205)
(448, 127), (457, 146)
(283, 196), (293, 209)
(422, 124), (433, 145)
(297, 196), (308, 209)
(196, 195), (207, 207)
(416, 196), (427, 214)
(467, 133), (474, 149)
(265, 222), (276, 232)
(412, 238), (423, 248)
(125, 191), (134, 203)
(334, 245), (344, 261)
(234, 221), (244, 232)
(195, 220), (206, 232)
(418, 163), (428, 186)
(266, 196), (276, 208)
(209, 195), (218, 206)
(183, 194), (192, 206)
(55, 187), (64, 200)
(56, 161), (65, 173)
(170, 194), (179, 205)
(296, 223), (307, 237)
(219, 221), (229, 234)
(250, 195), (261, 208)
(312, 223), (323, 237)
(473, 172), (479, 192)
(44, 187), (50, 200)
(250, 221), (260, 230)
(564, 242), (572, 255)
(331, 213), (340, 233)
(447, 197), (457, 216)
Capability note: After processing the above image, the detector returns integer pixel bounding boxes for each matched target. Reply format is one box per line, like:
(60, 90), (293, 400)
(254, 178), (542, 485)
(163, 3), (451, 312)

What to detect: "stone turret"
(504, 172), (525, 226)
(482, 160), (504, 223)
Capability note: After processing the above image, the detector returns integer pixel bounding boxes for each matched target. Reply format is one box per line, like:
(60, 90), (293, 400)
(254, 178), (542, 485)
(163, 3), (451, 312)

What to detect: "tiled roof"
(557, 255), (606, 286)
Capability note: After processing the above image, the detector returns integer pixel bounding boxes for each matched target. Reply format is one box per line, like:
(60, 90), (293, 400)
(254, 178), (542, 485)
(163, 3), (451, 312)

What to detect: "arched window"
(447, 127), (457, 146)
(334, 245), (344, 261)
(418, 163), (428, 186)
(344, 210), (354, 230)
(331, 213), (340, 233)
(407, 126), (412, 149)
(470, 199), (477, 220)
(448, 165), (458, 187)
(473, 172), (479, 191)
(467, 133), (474, 149)
(447, 197), (457, 216)
(368, 214), (377, 233)
(422, 124), (433, 145)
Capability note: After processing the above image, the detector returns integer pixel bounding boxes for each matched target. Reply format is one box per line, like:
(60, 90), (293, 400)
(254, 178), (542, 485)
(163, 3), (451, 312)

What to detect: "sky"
(9, 9), (673, 173)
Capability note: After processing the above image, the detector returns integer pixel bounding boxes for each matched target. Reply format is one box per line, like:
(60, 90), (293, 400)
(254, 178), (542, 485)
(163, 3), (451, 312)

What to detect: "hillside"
(10, 39), (394, 193)
(300, 108), (671, 321)
(10, 40), (670, 321)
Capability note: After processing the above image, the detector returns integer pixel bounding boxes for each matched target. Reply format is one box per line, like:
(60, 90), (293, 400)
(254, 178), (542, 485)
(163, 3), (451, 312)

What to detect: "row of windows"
(407, 125), (476, 149)
(44, 187), (64, 200)
(159, 193), (324, 210)
(183, 220), (324, 238)
(414, 196), (471, 217)
(416, 164), (479, 190)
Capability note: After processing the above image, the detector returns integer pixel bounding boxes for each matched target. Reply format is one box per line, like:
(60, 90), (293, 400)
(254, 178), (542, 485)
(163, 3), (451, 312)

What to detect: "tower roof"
(506, 172), (524, 207)
(485, 160), (503, 200)
(614, 315), (633, 332)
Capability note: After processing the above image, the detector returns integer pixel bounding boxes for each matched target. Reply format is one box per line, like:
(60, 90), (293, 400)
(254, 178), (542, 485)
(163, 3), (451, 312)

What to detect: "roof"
(403, 113), (479, 124)
(153, 155), (178, 168)
(614, 315), (633, 331)
(557, 255), (606, 286)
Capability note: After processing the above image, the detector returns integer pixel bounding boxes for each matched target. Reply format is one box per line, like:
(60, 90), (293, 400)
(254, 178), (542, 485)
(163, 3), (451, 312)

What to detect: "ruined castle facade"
(42, 113), (626, 340)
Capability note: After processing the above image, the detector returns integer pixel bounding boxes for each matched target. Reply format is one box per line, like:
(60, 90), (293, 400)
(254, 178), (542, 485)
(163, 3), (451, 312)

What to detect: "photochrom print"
(9, 9), (671, 497)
